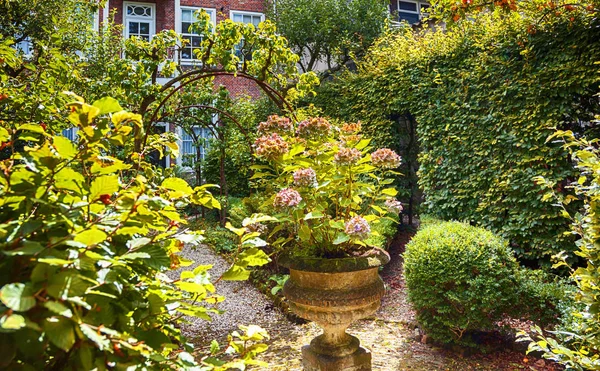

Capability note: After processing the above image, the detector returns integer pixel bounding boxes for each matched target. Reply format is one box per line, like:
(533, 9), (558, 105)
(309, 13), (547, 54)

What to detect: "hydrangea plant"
(251, 116), (403, 258)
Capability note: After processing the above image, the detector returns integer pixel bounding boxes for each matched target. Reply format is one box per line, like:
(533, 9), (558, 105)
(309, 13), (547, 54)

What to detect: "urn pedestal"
(279, 252), (389, 371)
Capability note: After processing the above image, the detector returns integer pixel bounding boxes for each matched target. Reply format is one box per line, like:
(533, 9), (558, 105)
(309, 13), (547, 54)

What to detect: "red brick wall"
(106, 0), (265, 27)
(102, 0), (266, 99)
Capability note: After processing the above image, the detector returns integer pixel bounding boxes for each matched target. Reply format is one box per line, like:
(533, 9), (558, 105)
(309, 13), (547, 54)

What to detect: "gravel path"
(170, 239), (561, 370)
(168, 245), (294, 344)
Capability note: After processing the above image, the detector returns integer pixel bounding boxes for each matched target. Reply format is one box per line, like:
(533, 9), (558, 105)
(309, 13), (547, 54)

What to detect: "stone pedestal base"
(301, 345), (372, 371)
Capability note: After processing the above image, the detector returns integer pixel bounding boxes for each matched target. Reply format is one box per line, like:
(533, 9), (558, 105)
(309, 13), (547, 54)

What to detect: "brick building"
(86, 1), (430, 170)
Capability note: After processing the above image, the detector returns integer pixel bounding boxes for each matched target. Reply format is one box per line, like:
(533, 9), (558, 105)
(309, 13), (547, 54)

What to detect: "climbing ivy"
(312, 8), (600, 262)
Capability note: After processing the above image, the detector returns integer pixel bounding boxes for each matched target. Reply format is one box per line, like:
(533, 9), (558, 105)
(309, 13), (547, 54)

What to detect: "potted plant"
(251, 116), (403, 370)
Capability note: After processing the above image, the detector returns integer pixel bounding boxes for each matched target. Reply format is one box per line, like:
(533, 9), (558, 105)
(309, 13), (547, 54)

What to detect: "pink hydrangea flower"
(296, 117), (331, 139)
(334, 147), (362, 166)
(293, 168), (317, 188)
(341, 121), (362, 134)
(344, 216), (371, 240)
(273, 188), (302, 209)
(371, 148), (402, 169)
(384, 198), (403, 215)
(254, 133), (289, 159)
(257, 115), (293, 135)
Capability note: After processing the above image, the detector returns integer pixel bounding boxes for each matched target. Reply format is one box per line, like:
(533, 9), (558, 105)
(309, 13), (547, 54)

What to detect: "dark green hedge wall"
(311, 12), (600, 262)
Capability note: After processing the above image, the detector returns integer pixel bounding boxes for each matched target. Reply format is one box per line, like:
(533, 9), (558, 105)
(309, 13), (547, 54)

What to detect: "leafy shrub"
(520, 131), (600, 369)
(204, 225), (238, 253)
(404, 221), (567, 347)
(0, 98), (270, 369)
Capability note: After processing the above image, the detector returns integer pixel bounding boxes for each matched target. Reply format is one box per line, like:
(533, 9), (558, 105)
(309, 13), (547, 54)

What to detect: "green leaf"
(381, 188), (398, 196)
(175, 282), (207, 294)
(1, 314), (26, 330)
(92, 97), (123, 115)
(44, 301), (73, 318)
(221, 265), (250, 281)
(38, 258), (73, 266)
(0, 127), (9, 143)
(333, 233), (350, 245)
(74, 227), (107, 247)
(161, 178), (193, 198)
(242, 214), (278, 226)
(53, 136), (77, 159)
(225, 222), (246, 236)
(89, 175), (119, 202)
(239, 248), (271, 267)
(120, 252), (151, 260)
(80, 323), (110, 351)
(44, 317), (75, 351)
(55, 167), (86, 193)
(126, 237), (151, 251)
(0, 283), (36, 312)
(3, 241), (44, 256)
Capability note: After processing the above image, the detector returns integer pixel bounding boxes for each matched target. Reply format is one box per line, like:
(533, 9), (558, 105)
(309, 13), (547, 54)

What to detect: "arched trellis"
(160, 104), (256, 225)
(143, 69), (297, 149)
(141, 68), (298, 225)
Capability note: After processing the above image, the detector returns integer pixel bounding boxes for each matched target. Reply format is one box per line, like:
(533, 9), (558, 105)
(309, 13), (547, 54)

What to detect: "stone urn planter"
(279, 250), (389, 371)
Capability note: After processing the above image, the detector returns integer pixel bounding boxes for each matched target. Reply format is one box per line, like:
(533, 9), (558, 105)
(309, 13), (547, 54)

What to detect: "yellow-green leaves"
(89, 175), (119, 202)
(74, 228), (108, 247)
(52, 136), (77, 159)
(0, 283), (36, 312)
(161, 177), (193, 199)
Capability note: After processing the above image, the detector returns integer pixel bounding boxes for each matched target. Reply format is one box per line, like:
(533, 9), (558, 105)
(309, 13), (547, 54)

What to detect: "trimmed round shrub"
(404, 221), (522, 346)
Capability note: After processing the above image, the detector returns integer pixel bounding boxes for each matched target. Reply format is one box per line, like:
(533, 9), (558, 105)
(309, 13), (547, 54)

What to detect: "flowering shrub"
(253, 133), (289, 160)
(258, 115), (294, 135)
(251, 117), (402, 258)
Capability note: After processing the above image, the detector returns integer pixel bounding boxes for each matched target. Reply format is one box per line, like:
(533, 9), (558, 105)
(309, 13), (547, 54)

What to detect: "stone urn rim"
(277, 249), (390, 273)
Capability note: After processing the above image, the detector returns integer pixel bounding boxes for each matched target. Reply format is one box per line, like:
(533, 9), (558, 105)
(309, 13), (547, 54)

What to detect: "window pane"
(399, 12), (420, 23)
(191, 36), (202, 47)
(129, 22), (139, 34)
(243, 15), (252, 24)
(233, 14), (243, 22)
(182, 9), (192, 22)
(399, 1), (418, 11)
(140, 22), (150, 34)
(182, 47), (192, 59)
(182, 21), (192, 33)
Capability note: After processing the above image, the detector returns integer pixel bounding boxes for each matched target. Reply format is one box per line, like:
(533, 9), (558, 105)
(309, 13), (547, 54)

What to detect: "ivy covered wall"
(311, 11), (600, 262)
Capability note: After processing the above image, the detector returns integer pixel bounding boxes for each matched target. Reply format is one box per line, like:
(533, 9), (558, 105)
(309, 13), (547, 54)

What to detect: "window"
(124, 2), (155, 41)
(179, 7), (215, 63)
(14, 38), (33, 57)
(230, 11), (265, 60)
(180, 126), (213, 166)
(61, 127), (78, 142)
(397, 1), (430, 24)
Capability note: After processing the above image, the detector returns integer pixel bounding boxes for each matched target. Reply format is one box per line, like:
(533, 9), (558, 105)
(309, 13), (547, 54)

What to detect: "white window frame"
(177, 125), (214, 167)
(176, 6), (216, 64)
(229, 10), (265, 26)
(397, 0), (430, 23)
(123, 2), (156, 41)
(229, 10), (265, 61)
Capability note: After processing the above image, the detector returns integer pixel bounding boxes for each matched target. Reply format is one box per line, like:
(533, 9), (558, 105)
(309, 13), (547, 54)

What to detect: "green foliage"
(267, 0), (389, 74)
(520, 130), (600, 370)
(314, 8), (600, 262)
(0, 97), (270, 370)
(404, 221), (568, 347)
(251, 117), (403, 257)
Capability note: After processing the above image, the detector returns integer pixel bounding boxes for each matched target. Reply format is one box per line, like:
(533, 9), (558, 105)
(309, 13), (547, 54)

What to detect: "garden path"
(174, 236), (561, 371)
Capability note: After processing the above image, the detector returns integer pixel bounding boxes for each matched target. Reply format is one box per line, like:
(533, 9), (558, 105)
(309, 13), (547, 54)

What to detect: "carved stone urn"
(279, 251), (389, 371)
